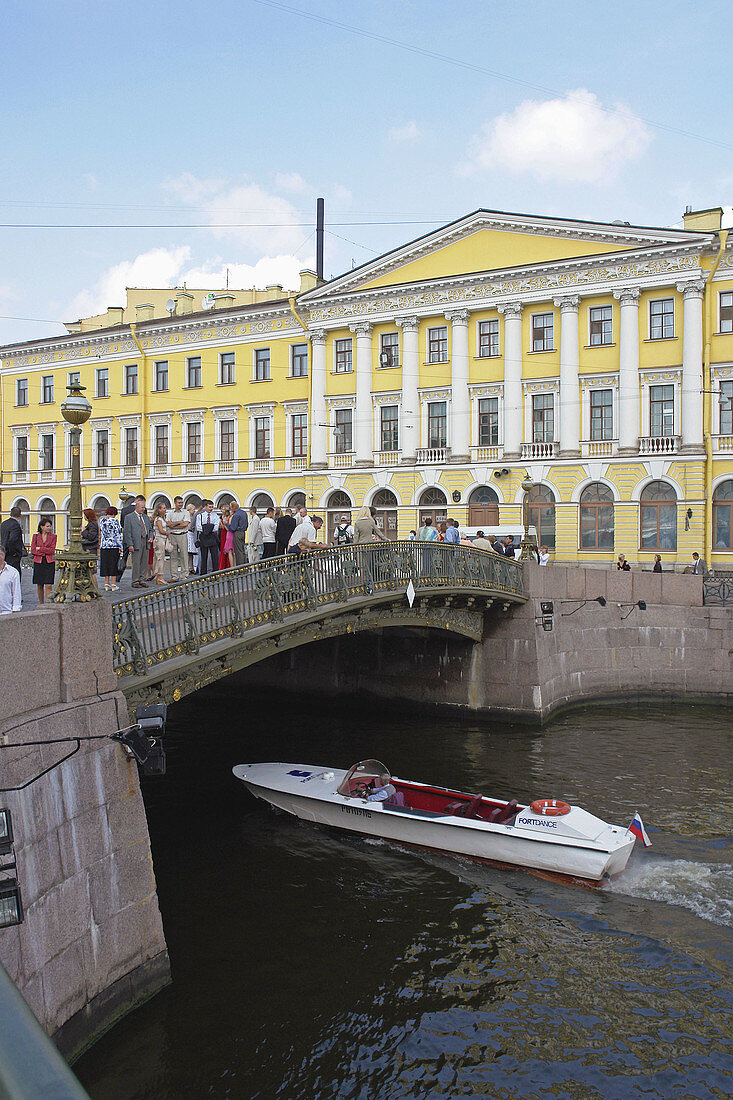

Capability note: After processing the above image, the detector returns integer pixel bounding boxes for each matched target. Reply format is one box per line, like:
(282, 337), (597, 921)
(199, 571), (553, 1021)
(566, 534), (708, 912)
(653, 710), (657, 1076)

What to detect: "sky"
(2, 0), (732, 347)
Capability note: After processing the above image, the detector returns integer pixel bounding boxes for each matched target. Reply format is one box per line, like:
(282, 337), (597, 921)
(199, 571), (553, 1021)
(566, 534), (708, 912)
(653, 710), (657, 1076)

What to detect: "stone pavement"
(16, 564), (177, 610)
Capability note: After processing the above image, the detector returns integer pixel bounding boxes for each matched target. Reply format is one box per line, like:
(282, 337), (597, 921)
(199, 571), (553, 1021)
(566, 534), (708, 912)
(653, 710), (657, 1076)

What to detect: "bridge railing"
(112, 541), (524, 679)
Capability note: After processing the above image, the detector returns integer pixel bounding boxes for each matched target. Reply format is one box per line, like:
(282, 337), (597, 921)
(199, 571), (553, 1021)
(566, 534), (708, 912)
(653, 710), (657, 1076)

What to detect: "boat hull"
(234, 765), (635, 884)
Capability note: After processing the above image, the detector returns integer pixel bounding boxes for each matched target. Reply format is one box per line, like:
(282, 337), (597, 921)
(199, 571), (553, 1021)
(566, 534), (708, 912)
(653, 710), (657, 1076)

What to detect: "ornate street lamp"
(520, 474), (535, 561)
(50, 382), (101, 602)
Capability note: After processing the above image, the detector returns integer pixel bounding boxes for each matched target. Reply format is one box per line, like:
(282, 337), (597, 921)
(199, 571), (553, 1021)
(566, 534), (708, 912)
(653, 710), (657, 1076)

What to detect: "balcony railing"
(521, 441), (558, 460)
(639, 435), (679, 455)
(580, 439), (617, 458)
(92, 466), (110, 479)
(289, 456), (307, 470)
(470, 445), (502, 462)
(416, 447), (449, 464)
(251, 458), (272, 473)
(329, 452), (355, 469)
(712, 434), (733, 453)
(374, 450), (401, 465)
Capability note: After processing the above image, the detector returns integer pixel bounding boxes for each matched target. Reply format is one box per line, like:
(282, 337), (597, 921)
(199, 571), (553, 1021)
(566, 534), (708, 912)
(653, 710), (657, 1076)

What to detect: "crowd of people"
(0, 495), (713, 613)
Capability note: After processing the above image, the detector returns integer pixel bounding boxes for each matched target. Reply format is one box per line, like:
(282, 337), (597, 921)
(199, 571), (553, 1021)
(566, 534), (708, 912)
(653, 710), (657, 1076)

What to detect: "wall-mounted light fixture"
(493, 468), (510, 479)
(0, 808), (23, 927)
(560, 596), (607, 616)
(617, 600), (647, 620)
(110, 704), (167, 776)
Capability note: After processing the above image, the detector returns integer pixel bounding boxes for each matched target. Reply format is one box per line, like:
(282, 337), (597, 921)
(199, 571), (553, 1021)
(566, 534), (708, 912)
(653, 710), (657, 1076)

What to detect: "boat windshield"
(338, 759), (391, 798)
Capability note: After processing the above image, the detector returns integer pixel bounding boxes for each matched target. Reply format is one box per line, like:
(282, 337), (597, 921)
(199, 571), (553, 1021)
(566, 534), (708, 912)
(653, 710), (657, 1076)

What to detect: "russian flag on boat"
(629, 813), (651, 847)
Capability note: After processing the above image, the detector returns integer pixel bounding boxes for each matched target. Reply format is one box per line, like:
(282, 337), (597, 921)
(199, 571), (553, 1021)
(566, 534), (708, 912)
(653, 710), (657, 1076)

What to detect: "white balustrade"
(638, 436), (679, 455)
(290, 457), (307, 470)
(416, 447), (449, 464)
(185, 462), (203, 475)
(521, 441), (558, 460)
(712, 435), (733, 453)
(580, 440), (617, 458)
(373, 450), (401, 465)
(470, 446), (502, 462)
(330, 452), (355, 468)
(252, 459), (272, 473)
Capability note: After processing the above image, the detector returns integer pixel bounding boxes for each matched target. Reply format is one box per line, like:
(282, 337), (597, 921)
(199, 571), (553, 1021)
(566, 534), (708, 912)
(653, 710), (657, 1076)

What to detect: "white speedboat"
(232, 759), (637, 884)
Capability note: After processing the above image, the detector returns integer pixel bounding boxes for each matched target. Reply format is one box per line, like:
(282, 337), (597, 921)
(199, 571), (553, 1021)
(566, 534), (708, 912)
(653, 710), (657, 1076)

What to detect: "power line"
(0, 220), (442, 230)
(253, 0), (733, 153)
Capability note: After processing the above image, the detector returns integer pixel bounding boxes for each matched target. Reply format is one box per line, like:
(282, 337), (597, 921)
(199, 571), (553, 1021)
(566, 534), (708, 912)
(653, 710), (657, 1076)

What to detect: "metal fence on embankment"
(112, 541), (524, 679)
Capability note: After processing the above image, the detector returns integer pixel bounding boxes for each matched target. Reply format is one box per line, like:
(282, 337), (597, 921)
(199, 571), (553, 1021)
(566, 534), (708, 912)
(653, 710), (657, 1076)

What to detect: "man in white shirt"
(0, 545), (22, 613)
(248, 507), (263, 564)
(260, 507), (277, 559)
(165, 495), (190, 581)
(287, 516), (323, 555)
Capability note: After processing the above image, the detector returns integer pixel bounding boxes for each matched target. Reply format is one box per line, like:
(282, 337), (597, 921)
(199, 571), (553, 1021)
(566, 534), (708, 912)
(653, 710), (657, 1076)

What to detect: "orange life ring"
(530, 798), (571, 817)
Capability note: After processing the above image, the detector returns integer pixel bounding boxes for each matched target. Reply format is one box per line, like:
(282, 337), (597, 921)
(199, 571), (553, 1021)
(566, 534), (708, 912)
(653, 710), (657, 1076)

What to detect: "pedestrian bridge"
(113, 542), (526, 708)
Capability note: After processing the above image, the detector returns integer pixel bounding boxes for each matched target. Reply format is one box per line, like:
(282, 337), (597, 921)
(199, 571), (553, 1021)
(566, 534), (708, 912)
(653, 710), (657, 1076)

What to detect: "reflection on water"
(75, 690), (733, 1100)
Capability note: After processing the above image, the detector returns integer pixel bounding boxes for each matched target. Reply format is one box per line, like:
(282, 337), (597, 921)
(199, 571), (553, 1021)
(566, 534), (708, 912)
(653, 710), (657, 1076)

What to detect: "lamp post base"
(519, 538), (536, 562)
(50, 551), (102, 603)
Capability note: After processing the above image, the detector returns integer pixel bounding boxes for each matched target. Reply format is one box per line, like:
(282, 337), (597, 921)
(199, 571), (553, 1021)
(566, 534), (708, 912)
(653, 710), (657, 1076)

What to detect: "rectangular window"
(532, 313), (554, 352)
(155, 425), (169, 464)
(650, 298), (675, 340)
(380, 405), (399, 452)
(68, 371), (80, 388)
(478, 397), (499, 446)
(590, 389), (613, 440)
(335, 338), (353, 373)
(220, 419), (235, 462)
(334, 409), (352, 453)
(720, 380), (733, 435)
(255, 348), (270, 381)
(290, 343), (308, 377)
(16, 379), (28, 407)
(186, 356), (202, 388)
(532, 393), (554, 442)
(124, 364), (138, 394)
(478, 320), (499, 357)
(41, 375), (54, 403)
(292, 413), (307, 456)
(380, 332), (399, 367)
(95, 430), (109, 468)
(95, 367), (109, 398)
(125, 427), (138, 466)
(720, 291), (733, 334)
(428, 326), (448, 363)
(16, 436), (28, 472)
(154, 360), (168, 391)
(427, 401), (447, 448)
(254, 416), (270, 459)
(650, 383), (675, 436)
(187, 422), (201, 463)
(41, 434), (54, 470)
(589, 306), (612, 346)
(220, 352), (235, 385)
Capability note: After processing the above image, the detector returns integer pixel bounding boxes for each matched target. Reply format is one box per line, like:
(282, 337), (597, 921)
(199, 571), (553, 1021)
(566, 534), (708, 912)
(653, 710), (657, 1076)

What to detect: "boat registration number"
(341, 806), (372, 819)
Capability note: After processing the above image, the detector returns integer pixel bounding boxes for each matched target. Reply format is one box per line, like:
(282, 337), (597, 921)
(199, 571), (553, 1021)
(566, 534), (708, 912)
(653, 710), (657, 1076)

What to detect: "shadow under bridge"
(113, 541), (526, 708)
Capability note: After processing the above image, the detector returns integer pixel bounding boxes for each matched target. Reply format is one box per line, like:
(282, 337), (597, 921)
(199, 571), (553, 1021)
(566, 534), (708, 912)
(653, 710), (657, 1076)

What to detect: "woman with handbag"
(30, 516), (57, 603)
(152, 502), (170, 585)
(81, 508), (100, 556)
(99, 506), (124, 591)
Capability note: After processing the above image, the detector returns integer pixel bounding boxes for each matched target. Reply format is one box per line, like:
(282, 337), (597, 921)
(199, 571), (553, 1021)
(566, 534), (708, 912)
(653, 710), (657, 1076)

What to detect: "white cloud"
(388, 121), (423, 144)
(204, 183), (305, 253)
(65, 245), (193, 319)
(162, 172), (225, 204)
(274, 171), (308, 193)
(463, 89), (650, 183)
(181, 255), (303, 291)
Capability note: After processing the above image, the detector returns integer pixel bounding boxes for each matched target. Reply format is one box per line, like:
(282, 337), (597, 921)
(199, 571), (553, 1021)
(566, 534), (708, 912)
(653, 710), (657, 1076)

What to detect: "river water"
(75, 684), (733, 1100)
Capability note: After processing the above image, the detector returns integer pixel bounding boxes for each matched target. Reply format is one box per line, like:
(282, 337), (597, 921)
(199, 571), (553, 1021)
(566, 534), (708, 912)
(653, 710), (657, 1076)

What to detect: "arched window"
(327, 490), (351, 510)
(468, 485), (499, 527)
(90, 495), (111, 515)
(640, 481), (677, 550)
(149, 493), (171, 515)
(38, 497), (56, 533)
(713, 480), (733, 549)
(579, 483), (614, 549)
(217, 491), (237, 510)
(372, 488), (398, 540)
(184, 493), (203, 510)
(251, 492), (274, 514)
(419, 487), (447, 526)
(326, 490), (352, 540)
(14, 498), (31, 539)
(526, 484), (556, 549)
(286, 491), (306, 510)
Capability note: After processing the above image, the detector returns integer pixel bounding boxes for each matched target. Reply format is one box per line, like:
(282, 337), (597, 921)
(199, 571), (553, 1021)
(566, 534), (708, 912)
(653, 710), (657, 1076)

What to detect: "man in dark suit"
(0, 506), (26, 573)
(117, 493), (139, 580)
(123, 497), (153, 588)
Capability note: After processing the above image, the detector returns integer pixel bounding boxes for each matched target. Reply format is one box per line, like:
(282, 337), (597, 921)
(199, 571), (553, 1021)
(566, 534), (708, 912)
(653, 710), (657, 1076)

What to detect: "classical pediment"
(301, 208), (711, 301)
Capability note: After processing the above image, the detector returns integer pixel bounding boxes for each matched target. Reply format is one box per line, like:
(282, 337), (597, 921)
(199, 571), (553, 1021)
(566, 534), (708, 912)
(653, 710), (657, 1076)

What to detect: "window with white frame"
(40, 433), (54, 470)
(68, 371), (80, 388)
(380, 332), (399, 367)
(532, 313), (554, 351)
(292, 413), (307, 456)
(478, 397), (499, 445)
(532, 393), (554, 441)
(124, 427), (138, 465)
(187, 356), (202, 388)
(428, 326), (448, 363)
(477, 320), (499, 357)
(154, 360), (168, 391)
(650, 298), (674, 340)
(95, 429), (109, 468)
(155, 424), (169, 464)
(427, 401), (447, 448)
(124, 363), (138, 394)
(589, 306), (612, 346)
(16, 435), (28, 472)
(380, 405), (399, 451)
(291, 343), (308, 377)
(95, 368), (109, 398)
(187, 422), (201, 462)
(220, 352), (235, 385)
(720, 291), (733, 334)
(41, 375), (54, 403)
(16, 379), (28, 406)
(334, 409), (352, 452)
(720, 380), (733, 435)
(650, 384), (674, 436)
(254, 416), (270, 458)
(335, 338), (352, 373)
(254, 348), (270, 381)
(220, 419), (235, 462)
(589, 389), (613, 440)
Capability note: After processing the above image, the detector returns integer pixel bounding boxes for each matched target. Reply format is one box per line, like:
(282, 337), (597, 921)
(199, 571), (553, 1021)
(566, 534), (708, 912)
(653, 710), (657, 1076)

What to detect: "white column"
(613, 288), (641, 454)
(397, 316), (419, 462)
(350, 322), (373, 465)
(554, 295), (581, 456)
(497, 302), (523, 458)
(678, 279), (706, 452)
(309, 329), (328, 468)
(445, 309), (470, 462)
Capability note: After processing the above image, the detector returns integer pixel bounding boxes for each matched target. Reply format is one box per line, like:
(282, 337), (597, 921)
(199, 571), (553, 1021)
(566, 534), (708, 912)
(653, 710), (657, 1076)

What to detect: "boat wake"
(608, 857), (733, 927)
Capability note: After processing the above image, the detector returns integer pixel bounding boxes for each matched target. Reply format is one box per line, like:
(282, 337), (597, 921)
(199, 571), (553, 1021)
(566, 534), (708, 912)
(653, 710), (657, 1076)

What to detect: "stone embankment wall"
(239, 565), (731, 719)
(0, 602), (169, 1060)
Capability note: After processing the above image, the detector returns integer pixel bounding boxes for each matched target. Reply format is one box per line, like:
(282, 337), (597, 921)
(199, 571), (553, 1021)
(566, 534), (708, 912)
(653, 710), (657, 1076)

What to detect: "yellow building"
(3, 204), (733, 567)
